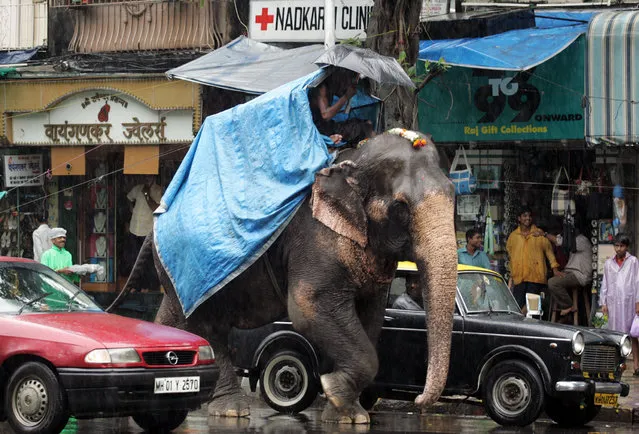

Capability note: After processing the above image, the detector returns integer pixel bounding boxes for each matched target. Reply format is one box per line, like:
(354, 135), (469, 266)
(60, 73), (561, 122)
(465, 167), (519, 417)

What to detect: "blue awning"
(418, 11), (595, 71)
(585, 11), (639, 146)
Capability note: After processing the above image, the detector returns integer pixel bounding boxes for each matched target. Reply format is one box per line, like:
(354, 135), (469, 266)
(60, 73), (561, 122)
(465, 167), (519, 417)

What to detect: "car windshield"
(458, 272), (521, 314)
(0, 264), (102, 314)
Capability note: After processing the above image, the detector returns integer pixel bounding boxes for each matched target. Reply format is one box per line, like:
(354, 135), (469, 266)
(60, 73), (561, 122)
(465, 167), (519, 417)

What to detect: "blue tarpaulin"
(154, 70), (334, 316)
(418, 11), (596, 70)
(0, 48), (38, 65)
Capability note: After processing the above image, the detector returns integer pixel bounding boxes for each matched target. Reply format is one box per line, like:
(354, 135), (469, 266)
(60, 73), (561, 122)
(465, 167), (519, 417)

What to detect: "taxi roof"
(396, 261), (502, 278)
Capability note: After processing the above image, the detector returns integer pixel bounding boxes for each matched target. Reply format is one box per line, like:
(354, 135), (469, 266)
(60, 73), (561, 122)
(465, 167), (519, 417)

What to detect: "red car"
(0, 257), (218, 434)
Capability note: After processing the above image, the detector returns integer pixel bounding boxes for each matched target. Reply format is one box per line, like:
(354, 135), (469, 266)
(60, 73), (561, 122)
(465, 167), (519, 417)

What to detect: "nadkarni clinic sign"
(417, 36), (585, 142)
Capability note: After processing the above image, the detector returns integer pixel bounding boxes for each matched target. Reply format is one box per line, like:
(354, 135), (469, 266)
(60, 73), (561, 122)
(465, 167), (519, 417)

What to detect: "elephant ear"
(311, 160), (367, 248)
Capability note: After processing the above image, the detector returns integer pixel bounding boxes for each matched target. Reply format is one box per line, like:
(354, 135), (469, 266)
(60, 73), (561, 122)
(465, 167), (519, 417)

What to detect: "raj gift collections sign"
(417, 36), (585, 142)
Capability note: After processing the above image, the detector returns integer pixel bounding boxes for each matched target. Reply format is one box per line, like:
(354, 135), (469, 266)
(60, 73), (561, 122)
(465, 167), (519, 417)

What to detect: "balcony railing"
(49, 0), (199, 8)
(60, 0), (232, 52)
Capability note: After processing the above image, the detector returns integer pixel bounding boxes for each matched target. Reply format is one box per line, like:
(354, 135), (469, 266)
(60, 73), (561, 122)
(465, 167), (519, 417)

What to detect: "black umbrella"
(314, 44), (415, 89)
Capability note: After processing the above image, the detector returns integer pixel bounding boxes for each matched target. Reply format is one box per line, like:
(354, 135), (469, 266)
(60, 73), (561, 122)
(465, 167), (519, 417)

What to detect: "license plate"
(154, 376), (200, 394)
(594, 392), (618, 407)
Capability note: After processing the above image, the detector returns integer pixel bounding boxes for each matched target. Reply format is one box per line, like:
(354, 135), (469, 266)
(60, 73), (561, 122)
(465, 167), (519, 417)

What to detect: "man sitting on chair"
(545, 219), (592, 317)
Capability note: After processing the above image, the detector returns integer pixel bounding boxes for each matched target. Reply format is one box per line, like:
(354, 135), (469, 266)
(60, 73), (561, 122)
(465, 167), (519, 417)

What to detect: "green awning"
(585, 11), (639, 146)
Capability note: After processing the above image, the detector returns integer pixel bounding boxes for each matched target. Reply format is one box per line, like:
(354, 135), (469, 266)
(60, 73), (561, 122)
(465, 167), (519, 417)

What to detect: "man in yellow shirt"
(506, 206), (560, 310)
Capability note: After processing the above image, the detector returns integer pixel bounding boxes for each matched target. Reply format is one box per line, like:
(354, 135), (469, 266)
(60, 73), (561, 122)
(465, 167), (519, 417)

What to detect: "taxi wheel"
(132, 409), (188, 433)
(544, 395), (601, 427)
(483, 360), (544, 427)
(259, 350), (318, 413)
(5, 362), (69, 434)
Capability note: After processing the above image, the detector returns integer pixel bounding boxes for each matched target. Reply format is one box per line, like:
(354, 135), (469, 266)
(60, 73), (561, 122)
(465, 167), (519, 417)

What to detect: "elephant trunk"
(411, 192), (457, 407)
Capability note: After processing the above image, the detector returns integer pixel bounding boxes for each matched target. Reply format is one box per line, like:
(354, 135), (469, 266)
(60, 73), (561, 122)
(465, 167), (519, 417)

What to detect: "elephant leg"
(154, 294), (186, 329)
(152, 276), (249, 417)
(357, 288), (388, 349)
(289, 288), (377, 424)
(204, 330), (250, 418)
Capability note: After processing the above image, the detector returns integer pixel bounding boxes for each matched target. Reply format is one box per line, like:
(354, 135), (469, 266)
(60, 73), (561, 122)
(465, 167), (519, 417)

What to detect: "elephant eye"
(389, 200), (411, 227)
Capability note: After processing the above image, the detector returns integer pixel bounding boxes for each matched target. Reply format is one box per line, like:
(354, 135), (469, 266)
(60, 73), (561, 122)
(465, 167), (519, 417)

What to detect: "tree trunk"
(367, 0), (422, 129)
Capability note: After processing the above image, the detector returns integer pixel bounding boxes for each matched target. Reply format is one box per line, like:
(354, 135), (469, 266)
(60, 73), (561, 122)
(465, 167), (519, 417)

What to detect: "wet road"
(1, 403), (635, 434)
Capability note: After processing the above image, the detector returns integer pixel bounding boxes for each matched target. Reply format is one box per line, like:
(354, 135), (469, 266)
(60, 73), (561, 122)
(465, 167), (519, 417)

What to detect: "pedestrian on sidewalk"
(32, 212), (51, 263)
(458, 228), (491, 269)
(506, 205), (561, 311)
(599, 233), (639, 375)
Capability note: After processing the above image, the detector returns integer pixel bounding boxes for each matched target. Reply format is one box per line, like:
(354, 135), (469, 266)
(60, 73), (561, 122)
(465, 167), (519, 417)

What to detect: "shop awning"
(166, 36), (325, 94)
(585, 11), (639, 146)
(418, 11), (594, 70)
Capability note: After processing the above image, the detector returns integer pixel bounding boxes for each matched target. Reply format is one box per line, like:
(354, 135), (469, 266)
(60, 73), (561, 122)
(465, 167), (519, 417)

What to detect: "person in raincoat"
(599, 233), (639, 375)
(41, 227), (79, 284)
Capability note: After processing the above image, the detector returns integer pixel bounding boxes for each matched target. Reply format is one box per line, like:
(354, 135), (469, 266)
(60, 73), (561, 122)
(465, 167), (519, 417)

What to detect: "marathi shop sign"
(3, 154), (43, 188)
(417, 36), (585, 142)
(11, 90), (194, 145)
(249, 0), (374, 42)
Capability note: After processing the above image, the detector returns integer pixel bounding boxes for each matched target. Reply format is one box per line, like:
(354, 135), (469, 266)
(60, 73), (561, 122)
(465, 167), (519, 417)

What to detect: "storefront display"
(0, 77), (199, 295)
(450, 147), (635, 289)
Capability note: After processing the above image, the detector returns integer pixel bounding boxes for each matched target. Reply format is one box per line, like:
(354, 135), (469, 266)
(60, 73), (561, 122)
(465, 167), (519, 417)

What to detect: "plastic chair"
(525, 293), (543, 318)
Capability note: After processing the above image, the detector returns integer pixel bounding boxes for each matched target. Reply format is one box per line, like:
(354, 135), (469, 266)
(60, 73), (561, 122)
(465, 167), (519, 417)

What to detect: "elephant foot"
(320, 372), (357, 410)
(321, 401), (370, 424)
(208, 393), (251, 418)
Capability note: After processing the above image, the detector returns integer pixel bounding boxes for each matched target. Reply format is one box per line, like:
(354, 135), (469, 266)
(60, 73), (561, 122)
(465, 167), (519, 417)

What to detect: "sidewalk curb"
(373, 398), (637, 425)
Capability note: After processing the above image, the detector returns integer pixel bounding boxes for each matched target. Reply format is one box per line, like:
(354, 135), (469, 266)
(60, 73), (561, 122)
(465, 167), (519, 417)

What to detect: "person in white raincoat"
(599, 233), (639, 375)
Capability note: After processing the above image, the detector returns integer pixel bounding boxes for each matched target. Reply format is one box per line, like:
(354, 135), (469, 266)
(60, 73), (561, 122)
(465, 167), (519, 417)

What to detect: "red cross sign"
(255, 7), (274, 31)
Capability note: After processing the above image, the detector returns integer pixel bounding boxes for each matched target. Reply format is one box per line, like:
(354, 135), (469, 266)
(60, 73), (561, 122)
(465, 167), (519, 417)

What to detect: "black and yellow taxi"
(229, 262), (631, 427)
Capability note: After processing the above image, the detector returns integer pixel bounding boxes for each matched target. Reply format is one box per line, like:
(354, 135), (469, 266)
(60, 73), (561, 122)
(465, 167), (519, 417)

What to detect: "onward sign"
(249, 0), (374, 42)
(417, 36), (585, 142)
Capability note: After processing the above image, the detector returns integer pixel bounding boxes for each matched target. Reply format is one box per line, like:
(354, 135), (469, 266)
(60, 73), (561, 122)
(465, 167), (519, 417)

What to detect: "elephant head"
(311, 132), (457, 407)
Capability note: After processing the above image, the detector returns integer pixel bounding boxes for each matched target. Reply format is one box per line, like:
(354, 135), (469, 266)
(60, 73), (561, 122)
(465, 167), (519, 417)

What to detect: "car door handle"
(384, 316), (394, 321)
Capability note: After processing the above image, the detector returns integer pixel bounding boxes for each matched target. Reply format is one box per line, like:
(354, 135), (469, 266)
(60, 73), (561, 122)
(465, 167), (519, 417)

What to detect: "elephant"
(109, 131), (458, 424)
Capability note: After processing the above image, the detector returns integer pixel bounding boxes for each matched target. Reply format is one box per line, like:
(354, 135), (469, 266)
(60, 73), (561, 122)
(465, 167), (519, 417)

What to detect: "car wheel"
(483, 360), (544, 427)
(132, 409), (188, 433)
(359, 388), (378, 410)
(260, 350), (318, 413)
(5, 361), (69, 434)
(544, 395), (601, 427)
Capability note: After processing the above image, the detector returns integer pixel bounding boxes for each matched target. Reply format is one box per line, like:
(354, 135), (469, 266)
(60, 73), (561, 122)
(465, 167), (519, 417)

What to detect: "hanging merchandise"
(484, 200), (495, 256)
(612, 185), (627, 233)
(449, 146), (477, 195)
(574, 167), (593, 196)
(551, 166), (575, 216)
(456, 194), (481, 221)
(587, 168), (613, 220)
(562, 204), (577, 255)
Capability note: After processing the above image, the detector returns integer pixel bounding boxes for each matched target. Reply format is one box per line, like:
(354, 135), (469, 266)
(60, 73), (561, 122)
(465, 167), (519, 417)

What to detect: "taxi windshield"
(0, 265), (102, 314)
(458, 272), (521, 314)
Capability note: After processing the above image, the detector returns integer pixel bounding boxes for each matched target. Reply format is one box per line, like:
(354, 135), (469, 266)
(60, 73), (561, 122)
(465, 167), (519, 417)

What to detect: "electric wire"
(0, 143), (191, 215)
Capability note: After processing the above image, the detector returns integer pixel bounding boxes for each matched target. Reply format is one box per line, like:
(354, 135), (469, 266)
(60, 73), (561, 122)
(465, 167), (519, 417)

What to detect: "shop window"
(83, 161), (115, 286)
(0, 151), (48, 260)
